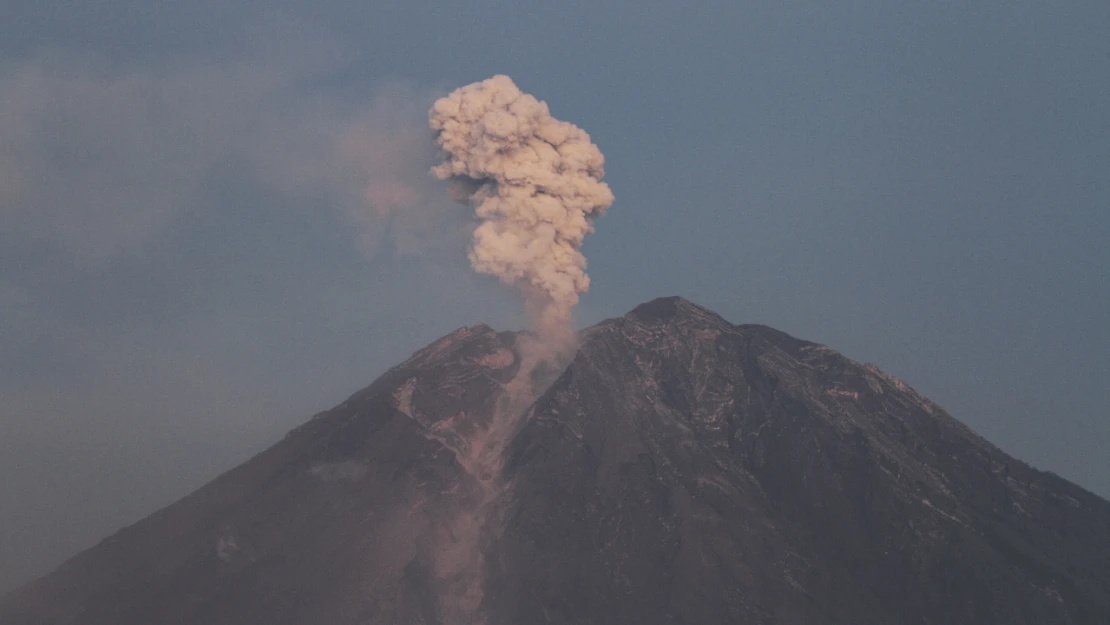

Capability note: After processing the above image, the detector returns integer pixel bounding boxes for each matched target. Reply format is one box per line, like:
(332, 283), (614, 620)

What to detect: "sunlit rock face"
(3, 297), (1109, 625)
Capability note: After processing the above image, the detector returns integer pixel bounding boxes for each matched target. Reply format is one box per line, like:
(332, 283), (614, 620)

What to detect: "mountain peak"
(603, 296), (738, 344)
(626, 296), (721, 323)
(396, 323), (508, 370)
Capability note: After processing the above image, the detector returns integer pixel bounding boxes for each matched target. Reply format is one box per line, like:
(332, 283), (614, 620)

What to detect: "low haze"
(1, 0), (1107, 595)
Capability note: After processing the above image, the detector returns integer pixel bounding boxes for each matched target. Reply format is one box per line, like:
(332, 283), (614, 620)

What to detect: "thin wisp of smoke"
(428, 75), (614, 338)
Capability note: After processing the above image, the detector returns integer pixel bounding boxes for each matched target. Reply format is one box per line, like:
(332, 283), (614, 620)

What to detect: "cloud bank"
(0, 40), (452, 266)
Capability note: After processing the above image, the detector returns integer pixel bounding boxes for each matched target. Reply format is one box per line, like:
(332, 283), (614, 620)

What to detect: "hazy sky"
(2, 0), (1107, 595)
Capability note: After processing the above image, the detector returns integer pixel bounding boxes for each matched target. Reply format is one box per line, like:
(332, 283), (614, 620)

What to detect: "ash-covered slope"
(482, 297), (1110, 624)
(3, 297), (1109, 625)
(0, 324), (523, 625)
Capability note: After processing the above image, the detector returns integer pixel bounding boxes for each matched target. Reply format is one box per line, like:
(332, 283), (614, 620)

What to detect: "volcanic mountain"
(2, 297), (1108, 624)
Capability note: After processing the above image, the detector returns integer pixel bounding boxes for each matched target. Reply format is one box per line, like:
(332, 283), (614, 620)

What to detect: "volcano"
(3, 297), (1108, 624)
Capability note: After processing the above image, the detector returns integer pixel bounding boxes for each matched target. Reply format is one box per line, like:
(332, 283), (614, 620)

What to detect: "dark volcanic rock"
(3, 297), (1109, 624)
(483, 298), (1110, 624)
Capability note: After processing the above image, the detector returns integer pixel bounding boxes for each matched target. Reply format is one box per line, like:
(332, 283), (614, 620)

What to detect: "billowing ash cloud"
(429, 75), (614, 336)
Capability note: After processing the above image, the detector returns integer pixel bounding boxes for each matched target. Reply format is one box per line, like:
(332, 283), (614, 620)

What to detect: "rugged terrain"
(3, 297), (1108, 624)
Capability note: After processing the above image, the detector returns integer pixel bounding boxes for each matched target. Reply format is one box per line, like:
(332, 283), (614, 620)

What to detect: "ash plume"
(428, 75), (614, 341)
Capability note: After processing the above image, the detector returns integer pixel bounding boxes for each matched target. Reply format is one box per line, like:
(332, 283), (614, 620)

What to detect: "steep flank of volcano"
(0, 324), (522, 625)
(484, 297), (1110, 624)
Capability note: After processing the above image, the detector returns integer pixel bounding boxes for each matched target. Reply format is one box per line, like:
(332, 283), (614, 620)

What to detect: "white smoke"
(428, 75), (614, 339)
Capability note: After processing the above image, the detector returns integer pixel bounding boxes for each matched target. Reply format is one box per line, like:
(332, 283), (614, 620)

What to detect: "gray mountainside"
(2, 297), (1108, 624)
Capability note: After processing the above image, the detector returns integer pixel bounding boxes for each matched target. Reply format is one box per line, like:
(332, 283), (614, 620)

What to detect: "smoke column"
(429, 75), (613, 344)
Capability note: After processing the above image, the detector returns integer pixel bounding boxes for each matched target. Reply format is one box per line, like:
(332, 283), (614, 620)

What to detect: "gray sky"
(2, 0), (1107, 595)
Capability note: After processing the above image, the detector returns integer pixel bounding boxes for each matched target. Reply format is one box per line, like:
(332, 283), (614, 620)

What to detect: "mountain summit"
(3, 297), (1109, 624)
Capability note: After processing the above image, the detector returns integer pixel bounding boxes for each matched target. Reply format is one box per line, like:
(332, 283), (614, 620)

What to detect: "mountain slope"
(3, 297), (1108, 625)
(0, 324), (521, 625)
(483, 297), (1110, 624)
